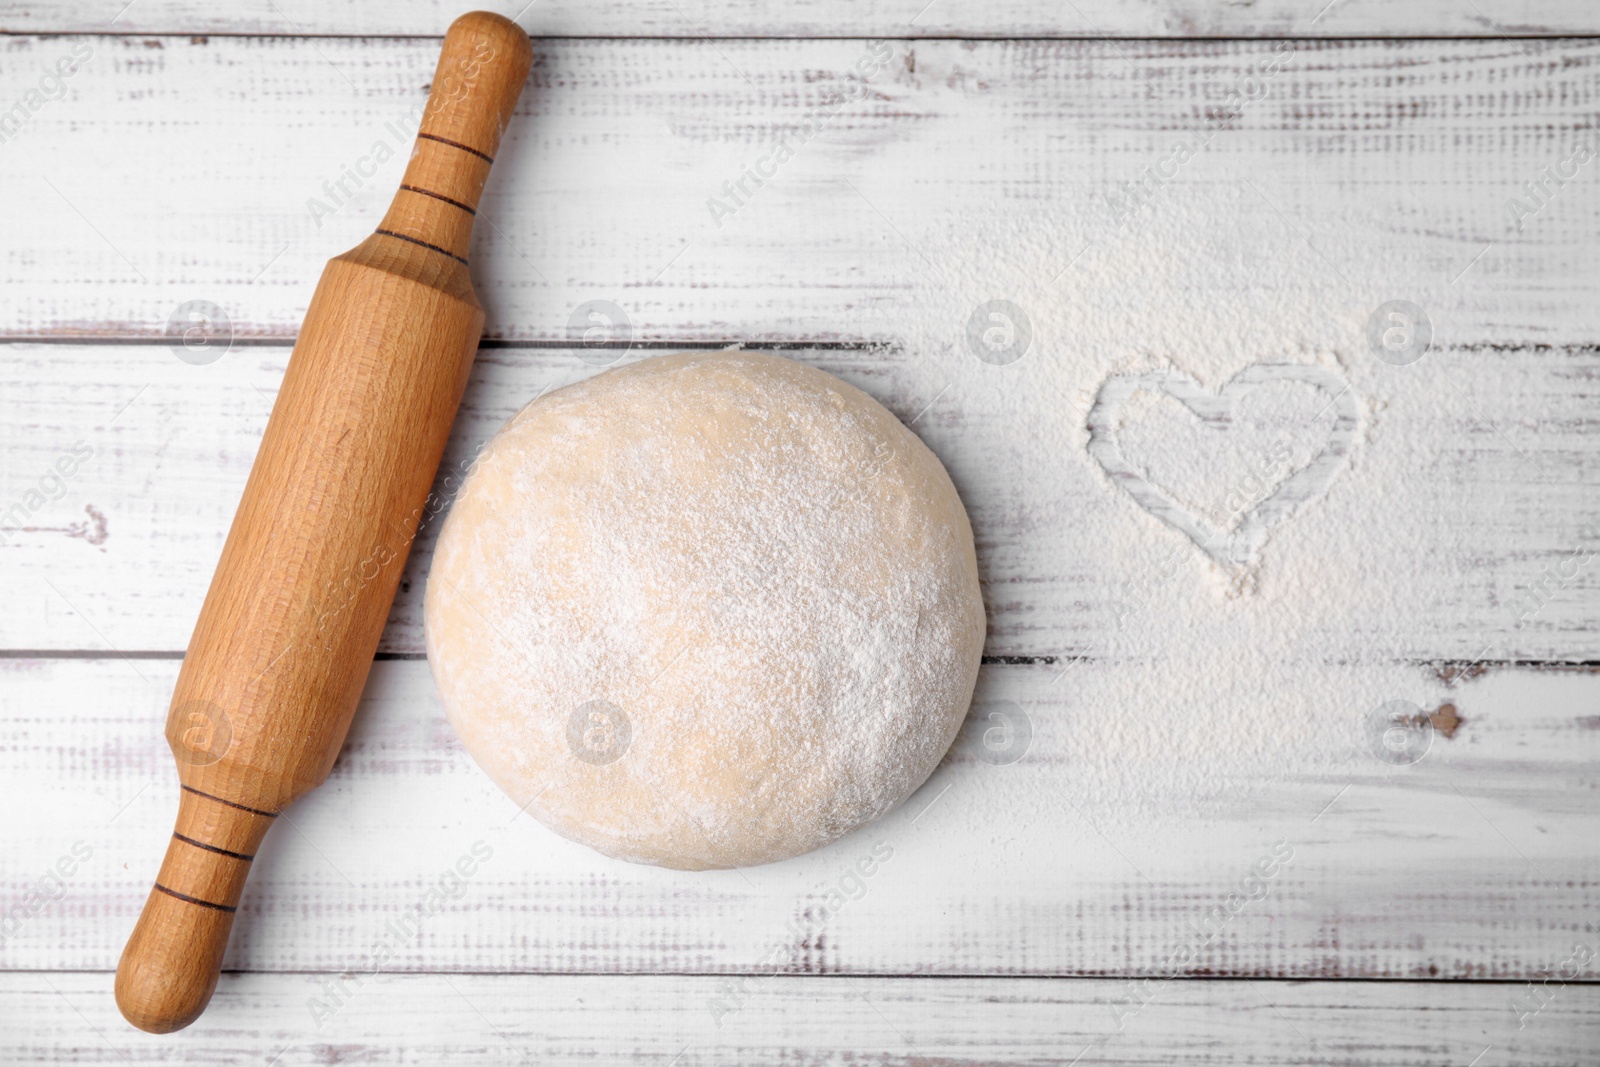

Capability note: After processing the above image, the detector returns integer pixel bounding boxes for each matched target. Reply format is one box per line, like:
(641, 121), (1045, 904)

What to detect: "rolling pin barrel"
(115, 12), (533, 1034)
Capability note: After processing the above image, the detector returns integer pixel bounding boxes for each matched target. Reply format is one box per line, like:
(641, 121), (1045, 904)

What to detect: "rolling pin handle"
(115, 788), (276, 1032)
(377, 13), (533, 263)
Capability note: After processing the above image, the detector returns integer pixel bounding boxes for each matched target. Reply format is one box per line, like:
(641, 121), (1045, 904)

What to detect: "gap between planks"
(2, 651), (1596, 671)
(7, 31), (1600, 39)
(6, 968), (1600, 985)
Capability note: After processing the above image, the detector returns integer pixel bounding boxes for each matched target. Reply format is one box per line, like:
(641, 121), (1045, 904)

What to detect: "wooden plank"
(4, 0), (1599, 38)
(2, 656), (1595, 977)
(3, 972), (1597, 1066)
(1, 37), (1598, 345)
(4, 342), (1596, 661)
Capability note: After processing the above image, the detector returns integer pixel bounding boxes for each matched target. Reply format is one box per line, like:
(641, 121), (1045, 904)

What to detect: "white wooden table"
(3, 3), (1598, 1063)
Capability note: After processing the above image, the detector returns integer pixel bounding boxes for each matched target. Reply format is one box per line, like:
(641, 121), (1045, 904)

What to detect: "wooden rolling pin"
(115, 12), (533, 1033)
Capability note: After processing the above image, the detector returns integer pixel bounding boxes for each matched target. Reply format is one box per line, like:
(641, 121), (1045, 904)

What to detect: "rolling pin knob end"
(115, 883), (236, 1033)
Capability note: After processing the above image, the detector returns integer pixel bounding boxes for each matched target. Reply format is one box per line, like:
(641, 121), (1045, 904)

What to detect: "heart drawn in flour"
(1086, 364), (1362, 566)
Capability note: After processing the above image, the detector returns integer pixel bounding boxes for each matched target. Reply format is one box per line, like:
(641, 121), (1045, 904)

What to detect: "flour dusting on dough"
(425, 352), (986, 869)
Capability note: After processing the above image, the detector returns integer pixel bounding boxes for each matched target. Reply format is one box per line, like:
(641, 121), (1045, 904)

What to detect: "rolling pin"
(115, 12), (533, 1033)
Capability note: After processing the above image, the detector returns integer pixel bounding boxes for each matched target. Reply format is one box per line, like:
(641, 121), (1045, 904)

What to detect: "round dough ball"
(424, 351), (984, 869)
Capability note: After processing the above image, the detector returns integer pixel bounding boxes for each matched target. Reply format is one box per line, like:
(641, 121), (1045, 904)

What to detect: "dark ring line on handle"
(181, 784), (279, 817)
(173, 832), (256, 862)
(417, 131), (495, 163)
(375, 229), (471, 266)
(399, 184), (478, 215)
(153, 884), (237, 913)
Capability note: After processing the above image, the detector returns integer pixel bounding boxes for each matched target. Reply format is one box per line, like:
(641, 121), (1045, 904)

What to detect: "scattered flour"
(819, 170), (1517, 821)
